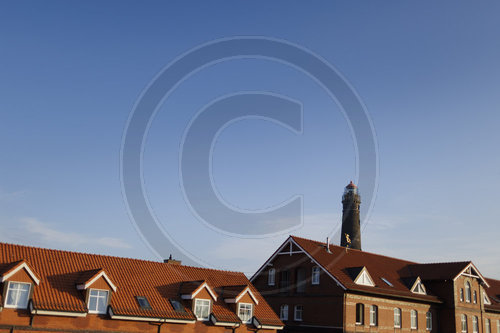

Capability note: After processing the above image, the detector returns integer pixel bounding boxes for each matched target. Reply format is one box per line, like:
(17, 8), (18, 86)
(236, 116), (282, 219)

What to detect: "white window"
(473, 291), (477, 304)
(238, 303), (253, 323)
(312, 266), (320, 285)
(268, 268), (275, 286)
(465, 282), (472, 303)
(484, 292), (492, 305)
(496, 320), (500, 333)
(460, 288), (464, 302)
(426, 311), (432, 331)
(294, 305), (303, 321)
(5, 282), (31, 309)
(355, 269), (375, 287)
(356, 303), (364, 325)
(485, 319), (491, 333)
(88, 289), (109, 314)
(394, 308), (402, 328)
(280, 304), (289, 320)
(194, 299), (211, 321)
(411, 310), (418, 329)
(413, 281), (426, 294)
(461, 314), (468, 333)
(472, 316), (478, 333)
(369, 305), (378, 326)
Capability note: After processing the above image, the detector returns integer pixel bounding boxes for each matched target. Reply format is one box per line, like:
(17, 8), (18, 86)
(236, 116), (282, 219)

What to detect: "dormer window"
(194, 299), (211, 321)
(4, 282), (31, 309)
(238, 303), (253, 323)
(353, 267), (375, 287)
(88, 289), (109, 314)
(411, 278), (427, 295)
(483, 292), (492, 305)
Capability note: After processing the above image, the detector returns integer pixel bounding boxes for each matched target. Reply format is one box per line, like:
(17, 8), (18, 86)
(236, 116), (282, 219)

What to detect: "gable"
(353, 267), (375, 287)
(88, 275), (113, 291)
(454, 262), (490, 287)
(0, 260), (40, 285)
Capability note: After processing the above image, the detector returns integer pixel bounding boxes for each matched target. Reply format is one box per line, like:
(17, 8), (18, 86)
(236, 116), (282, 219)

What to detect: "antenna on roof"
(326, 237), (332, 253)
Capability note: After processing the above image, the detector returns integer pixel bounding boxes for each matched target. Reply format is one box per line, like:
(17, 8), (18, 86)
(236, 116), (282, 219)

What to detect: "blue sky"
(1, 1), (499, 277)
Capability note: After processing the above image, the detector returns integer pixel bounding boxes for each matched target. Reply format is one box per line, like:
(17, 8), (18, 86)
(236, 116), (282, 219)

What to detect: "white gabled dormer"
(353, 267), (375, 287)
(483, 292), (492, 305)
(410, 277), (427, 295)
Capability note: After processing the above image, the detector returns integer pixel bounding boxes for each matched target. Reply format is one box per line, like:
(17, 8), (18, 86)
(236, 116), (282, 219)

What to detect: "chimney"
(326, 237), (332, 253)
(164, 254), (182, 265)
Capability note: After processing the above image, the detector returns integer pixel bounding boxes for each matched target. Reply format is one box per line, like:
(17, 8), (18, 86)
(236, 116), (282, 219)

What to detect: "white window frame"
(394, 308), (402, 328)
(194, 298), (211, 321)
(88, 289), (109, 314)
(460, 288), (464, 302)
(294, 305), (303, 321)
(280, 304), (289, 321)
(411, 310), (418, 329)
(472, 316), (478, 333)
(461, 314), (468, 333)
(465, 281), (472, 303)
(4, 281), (31, 309)
(237, 303), (253, 324)
(369, 305), (378, 326)
(485, 318), (491, 333)
(268, 268), (275, 286)
(311, 266), (320, 285)
(496, 320), (500, 333)
(426, 311), (432, 331)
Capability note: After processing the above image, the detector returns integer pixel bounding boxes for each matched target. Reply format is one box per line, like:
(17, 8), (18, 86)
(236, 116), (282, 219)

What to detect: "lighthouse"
(340, 181), (362, 250)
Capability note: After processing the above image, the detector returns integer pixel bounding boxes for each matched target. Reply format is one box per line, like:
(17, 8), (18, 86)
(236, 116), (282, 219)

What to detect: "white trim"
(252, 317), (284, 330)
(181, 282), (217, 301)
(87, 288), (109, 314)
(3, 281), (32, 309)
(250, 236), (346, 290)
(484, 292), (492, 305)
(108, 308), (195, 323)
(209, 314), (240, 327)
(250, 238), (294, 282)
(193, 298), (211, 321)
(453, 263), (490, 287)
(354, 267), (375, 287)
(30, 302), (87, 317)
(224, 286), (259, 305)
(76, 271), (117, 292)
(0, 262), (40, 285)
(237, 302), (253, 324)
(410, 277), (427, 295)
(277, 251), (304, 255)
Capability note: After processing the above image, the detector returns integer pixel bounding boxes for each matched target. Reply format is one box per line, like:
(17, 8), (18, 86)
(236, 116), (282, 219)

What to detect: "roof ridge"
(290, 235), (418, 265)
(414, 261), (471, 266)
(0, 242), (245, 275)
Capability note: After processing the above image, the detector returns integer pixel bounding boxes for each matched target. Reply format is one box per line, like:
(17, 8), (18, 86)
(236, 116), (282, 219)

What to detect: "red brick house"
(0, 242), (283, 333)
(251, 235), (500, 332)
(251, 183), (500, 333)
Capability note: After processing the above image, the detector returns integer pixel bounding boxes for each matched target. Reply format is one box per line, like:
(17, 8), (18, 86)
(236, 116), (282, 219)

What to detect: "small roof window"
(170, 299), (186, 312)
(136, 296), (151, 309)
(381, 277), (393, 287)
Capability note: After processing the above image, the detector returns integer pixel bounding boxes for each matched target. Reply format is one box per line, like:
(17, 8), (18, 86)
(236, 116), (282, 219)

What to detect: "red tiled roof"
(0, 242), (281, 326)
(405, 262), (471, 281)
(291, 236), (442, 302)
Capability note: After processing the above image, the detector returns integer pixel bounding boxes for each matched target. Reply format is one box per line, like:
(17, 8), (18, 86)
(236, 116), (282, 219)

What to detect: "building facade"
(251, 183), (500, 333)
(0, 243), (283, 333)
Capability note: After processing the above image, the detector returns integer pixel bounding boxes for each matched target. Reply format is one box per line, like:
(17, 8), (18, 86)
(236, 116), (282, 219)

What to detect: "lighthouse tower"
(340, 181), (362, 250)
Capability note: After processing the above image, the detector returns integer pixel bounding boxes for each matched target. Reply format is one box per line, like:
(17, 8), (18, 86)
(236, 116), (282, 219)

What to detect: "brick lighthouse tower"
(340, 181), (362, 250)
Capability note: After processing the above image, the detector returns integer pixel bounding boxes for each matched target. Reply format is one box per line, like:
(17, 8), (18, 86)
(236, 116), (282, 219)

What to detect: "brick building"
(0, 243), (283, 333)
(251, 183), (500, 333)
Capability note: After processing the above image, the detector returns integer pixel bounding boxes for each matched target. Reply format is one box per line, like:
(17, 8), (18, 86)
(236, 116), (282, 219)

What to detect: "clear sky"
(1, 1), (499, 277)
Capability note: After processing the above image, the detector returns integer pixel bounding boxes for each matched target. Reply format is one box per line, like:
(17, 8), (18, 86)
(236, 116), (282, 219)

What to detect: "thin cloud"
(17, 217), (131, 250)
